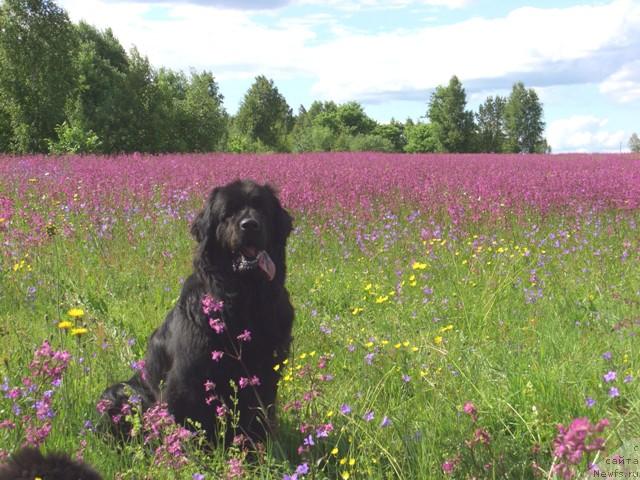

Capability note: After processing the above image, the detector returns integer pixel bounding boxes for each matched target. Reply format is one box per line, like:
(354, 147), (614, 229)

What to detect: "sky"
(57, 0), (640, 152)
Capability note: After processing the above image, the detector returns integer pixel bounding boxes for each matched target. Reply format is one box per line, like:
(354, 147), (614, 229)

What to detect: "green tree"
(476, 96), (506, 153)
(373, 119), (406, 152)
(180, 71), (227, 152)
(404, 122), (438, 153)
(629, 133), (640, 153)
(427, 76), (475, 152)
(71, 22), (134, 153)
(234, 76), (292, 151)
(504, 82), (546, 153)
(335, 101), (376, 136)
(0, 0), (78, 152)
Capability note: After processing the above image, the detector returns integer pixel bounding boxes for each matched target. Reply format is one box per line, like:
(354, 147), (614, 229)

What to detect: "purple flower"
(624, 375), (633, 383)
(585, 397), (596, 408)
(193, 474), (205, 480)
(608, 387), (620, 398)
(380, 416), (391, 428)
(303, 434), (314, 447)
(340, 403), (352, 415)
(363, 410), (374, 422)
(402, 374), (411, 383)
(295, 463), (309, 475)
(603, 371), (617, 383)
(601, 351), (612, 361)
(364, 353), (375, 365)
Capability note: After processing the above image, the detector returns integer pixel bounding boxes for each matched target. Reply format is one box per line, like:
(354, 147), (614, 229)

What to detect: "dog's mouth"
(232, 247), (276, 281)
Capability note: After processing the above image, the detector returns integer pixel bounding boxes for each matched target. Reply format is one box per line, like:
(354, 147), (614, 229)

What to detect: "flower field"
(1, 152), (639, 479)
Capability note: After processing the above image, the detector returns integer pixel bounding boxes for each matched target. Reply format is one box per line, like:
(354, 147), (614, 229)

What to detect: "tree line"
(0, 0), (549, 155)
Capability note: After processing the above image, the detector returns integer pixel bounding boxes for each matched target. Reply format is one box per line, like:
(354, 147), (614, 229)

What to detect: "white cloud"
(600, 60), (640, 103)
(546, 115), (629, 153)
(59, 0), (640, 106)
(296, 0), (471, 10)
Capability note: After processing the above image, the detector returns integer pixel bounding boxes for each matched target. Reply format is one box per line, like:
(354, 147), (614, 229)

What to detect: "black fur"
(100, 180), (294, 443)
(0, 448), (102, 480)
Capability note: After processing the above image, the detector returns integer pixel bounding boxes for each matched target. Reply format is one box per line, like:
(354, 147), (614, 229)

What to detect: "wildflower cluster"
(552, 417), (609, 479)
(142, 403), (194, 469)
(0, 340), (71, 451)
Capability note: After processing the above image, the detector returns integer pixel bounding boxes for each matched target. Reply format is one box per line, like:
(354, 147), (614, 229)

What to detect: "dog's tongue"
(257, 250), (276, 281)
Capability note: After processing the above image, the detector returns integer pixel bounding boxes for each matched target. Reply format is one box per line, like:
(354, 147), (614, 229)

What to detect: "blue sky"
(58, 0), (640, 152)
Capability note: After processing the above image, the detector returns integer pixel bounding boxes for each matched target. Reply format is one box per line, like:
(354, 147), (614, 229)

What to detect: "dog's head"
(191, 180), (293, 283)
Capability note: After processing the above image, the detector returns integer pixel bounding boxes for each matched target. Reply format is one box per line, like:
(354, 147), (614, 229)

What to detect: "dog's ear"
(265, 184), (293, 243)
(191, 187), (220, 243)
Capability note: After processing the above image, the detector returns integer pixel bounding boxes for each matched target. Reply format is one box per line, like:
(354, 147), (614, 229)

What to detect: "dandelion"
(57, 321), (73, 329)
(70, 327), (88, 336)
(67, 308), (84, 318)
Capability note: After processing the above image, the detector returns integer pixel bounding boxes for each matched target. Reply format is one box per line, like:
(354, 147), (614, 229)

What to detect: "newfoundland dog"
(100, 180), (294, 443)
(0, 448), (102, 480)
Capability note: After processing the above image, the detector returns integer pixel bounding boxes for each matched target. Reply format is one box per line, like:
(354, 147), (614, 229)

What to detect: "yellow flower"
(434, 336), (443, 345)
(351, 307), (363, 315)
(273, 364), (280, 371)
(349, 458), (356, 466)
(70, 327), (88, 336)
(331, 447), (339, 455)
(57, 321), (73, 329)
(374, 295), (389, 304)
(67, 308), (84, 318)
(340, 457), (347, 465)
(341, 472), (350, 480)
(439, 324), (453, 333)
(412, 261), (427, 270)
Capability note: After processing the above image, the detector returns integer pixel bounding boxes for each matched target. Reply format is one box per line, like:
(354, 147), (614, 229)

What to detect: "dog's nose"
(240, 218), (260, 231)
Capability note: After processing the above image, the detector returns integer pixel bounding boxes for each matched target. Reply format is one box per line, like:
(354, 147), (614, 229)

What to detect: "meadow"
(1, 152), (639, 479)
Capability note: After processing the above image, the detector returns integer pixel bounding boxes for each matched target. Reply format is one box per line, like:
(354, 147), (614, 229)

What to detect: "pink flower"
(209, 318), (225, 334)
(236, 329), (252, 342)
(202, 294), (224, 315)
(463, 401), (478, 421)
(211, 350), (224, 362)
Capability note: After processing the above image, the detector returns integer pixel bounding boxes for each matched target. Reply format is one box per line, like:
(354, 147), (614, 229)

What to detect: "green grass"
(1, 207), (639, 479)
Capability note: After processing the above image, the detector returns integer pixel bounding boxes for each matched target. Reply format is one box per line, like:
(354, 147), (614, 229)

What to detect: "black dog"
(0, 448), (102, 480)
(100, 180), (294, 443)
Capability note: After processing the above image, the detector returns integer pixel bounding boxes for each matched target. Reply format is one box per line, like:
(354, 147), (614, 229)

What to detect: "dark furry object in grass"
(100, 179), (295, 444)
(0, 448), (102, 480)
